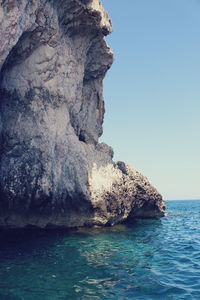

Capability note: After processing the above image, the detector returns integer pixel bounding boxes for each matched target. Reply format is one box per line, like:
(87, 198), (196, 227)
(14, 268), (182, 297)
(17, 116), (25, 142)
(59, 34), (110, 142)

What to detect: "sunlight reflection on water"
(0, 200), (200, 299)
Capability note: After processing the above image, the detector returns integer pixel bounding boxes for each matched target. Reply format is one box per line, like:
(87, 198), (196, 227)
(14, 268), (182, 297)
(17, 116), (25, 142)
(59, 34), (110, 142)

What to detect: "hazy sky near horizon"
(100, 0), (200, 200)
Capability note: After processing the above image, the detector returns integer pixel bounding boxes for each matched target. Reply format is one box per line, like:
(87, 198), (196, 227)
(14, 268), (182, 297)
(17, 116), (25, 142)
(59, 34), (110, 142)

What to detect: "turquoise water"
(0, 200), (200, 300)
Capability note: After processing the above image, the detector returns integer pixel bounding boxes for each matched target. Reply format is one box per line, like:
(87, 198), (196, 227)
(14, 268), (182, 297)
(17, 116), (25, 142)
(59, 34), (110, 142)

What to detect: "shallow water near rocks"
(0, 200), (200, 300)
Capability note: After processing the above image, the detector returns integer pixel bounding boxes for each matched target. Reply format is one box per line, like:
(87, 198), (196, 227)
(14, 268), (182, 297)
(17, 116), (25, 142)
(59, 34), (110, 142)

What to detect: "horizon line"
(166, 199), (200, 201)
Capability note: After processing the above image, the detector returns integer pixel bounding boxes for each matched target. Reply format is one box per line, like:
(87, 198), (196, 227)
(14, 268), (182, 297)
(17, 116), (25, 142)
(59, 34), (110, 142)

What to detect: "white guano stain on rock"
(89, 163), (123, 200)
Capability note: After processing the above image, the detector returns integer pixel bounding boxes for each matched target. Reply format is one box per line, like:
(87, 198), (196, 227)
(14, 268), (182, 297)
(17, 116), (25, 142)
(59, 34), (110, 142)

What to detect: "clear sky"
(100, 0), (200, 200)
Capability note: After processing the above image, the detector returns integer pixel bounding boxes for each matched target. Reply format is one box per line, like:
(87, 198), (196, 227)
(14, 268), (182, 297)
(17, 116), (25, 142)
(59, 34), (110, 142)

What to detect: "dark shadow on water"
(0, 201), (197, 299)
(2, 211), (197, 300)
(0, 217), (164, 250)
(0, 292), (22, 300)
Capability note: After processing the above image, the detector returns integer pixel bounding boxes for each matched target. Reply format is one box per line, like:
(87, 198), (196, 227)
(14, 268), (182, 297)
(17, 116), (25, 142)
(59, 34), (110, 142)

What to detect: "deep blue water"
(0, 200), (200, 300)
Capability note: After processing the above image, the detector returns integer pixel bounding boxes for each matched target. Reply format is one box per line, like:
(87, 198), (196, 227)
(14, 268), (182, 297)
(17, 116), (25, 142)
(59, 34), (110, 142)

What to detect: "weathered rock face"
(0, 0), (165, 229)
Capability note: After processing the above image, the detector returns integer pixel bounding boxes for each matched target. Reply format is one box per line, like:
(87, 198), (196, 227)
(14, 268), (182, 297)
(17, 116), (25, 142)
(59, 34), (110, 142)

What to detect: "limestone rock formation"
(0, 0), (165, 229)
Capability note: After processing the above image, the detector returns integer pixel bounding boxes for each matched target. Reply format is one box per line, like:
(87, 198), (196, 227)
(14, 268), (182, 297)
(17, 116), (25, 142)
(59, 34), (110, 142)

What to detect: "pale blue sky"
(101, 0), (200, 200)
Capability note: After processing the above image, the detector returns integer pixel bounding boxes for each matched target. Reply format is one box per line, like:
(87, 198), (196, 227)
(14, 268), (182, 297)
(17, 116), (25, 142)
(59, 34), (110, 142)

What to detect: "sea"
(0, 200), (199, 300)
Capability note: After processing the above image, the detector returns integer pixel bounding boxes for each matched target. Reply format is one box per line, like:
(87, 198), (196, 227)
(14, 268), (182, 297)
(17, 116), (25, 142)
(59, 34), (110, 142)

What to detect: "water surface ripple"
(0, 200), (200, 299)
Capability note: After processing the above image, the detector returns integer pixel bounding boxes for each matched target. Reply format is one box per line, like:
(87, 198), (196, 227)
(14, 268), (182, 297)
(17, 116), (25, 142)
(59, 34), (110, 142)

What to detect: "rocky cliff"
(0, 0), (165, 229)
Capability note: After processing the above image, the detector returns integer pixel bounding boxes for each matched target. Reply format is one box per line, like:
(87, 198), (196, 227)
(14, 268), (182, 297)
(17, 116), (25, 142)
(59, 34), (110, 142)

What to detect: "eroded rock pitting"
(0, 0), (165, 229)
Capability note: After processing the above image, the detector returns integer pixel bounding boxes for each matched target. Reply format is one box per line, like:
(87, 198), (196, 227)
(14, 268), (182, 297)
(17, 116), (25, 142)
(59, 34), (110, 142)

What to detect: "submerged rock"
(0, 0), (165, 229)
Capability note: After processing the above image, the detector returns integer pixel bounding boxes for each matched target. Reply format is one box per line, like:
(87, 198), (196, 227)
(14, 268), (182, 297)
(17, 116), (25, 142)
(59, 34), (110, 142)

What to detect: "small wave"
(0, 200), (199, 299)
